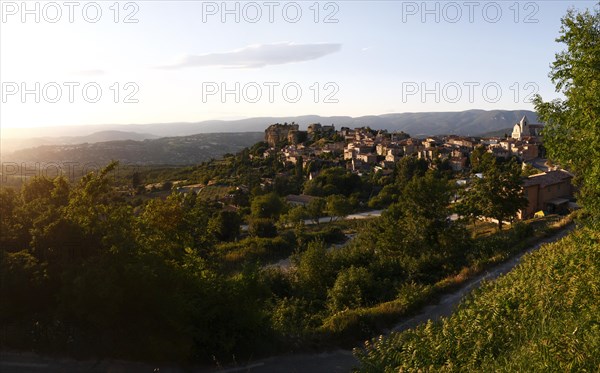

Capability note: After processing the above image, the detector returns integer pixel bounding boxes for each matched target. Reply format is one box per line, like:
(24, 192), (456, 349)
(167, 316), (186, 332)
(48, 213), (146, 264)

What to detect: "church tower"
(511, 115), (529, 140)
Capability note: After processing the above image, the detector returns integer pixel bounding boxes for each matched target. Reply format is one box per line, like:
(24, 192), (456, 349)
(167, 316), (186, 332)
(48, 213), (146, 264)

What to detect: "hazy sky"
(1, 0), (598, 129)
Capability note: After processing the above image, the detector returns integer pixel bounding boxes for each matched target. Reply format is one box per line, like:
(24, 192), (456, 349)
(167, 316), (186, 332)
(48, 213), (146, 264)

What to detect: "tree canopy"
(534, 4), (600, 222)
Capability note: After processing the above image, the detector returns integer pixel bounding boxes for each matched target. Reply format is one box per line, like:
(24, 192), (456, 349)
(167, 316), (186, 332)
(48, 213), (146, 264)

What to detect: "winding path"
(0, 226), (573, 373)
(213, 224), (575, 373)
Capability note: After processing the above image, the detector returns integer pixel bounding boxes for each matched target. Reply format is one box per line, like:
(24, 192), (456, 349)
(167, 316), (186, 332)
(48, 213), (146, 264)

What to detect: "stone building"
(511, 115), (544, 140)
(265, 123), (305, 147)
(518, 170), (574, 219)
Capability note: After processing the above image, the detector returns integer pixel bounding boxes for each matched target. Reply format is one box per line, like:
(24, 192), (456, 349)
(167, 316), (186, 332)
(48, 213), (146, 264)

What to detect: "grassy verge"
(311, 213), (576, 348)
(354, 220), (598, 372)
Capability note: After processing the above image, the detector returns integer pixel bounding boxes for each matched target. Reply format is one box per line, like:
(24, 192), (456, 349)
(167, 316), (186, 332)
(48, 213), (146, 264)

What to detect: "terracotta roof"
(523, 170), (573, 188)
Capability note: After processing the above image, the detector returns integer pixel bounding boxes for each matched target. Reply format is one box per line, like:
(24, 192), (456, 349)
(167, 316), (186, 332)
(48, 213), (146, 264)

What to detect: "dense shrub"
(219, 235), (294, 265)
(248, 218), (278, 238)
(327, 266), (373, 312)
(355, 228), (600, 372)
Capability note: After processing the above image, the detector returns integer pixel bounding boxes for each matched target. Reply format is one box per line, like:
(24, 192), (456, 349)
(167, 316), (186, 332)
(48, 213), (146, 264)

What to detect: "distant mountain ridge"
(3, 110), (538, 145)
(4, 132), (265, 166)
(2, 131), (159, 154)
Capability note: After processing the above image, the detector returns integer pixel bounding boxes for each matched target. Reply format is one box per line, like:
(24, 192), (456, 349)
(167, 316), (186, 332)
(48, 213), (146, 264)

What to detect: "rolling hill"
(4, 132), (265, 166)
(1, 131), (159, 154)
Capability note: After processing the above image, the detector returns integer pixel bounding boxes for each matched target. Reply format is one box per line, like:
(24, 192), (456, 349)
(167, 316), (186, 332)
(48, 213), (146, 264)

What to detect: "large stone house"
(518, 170), (574, 219)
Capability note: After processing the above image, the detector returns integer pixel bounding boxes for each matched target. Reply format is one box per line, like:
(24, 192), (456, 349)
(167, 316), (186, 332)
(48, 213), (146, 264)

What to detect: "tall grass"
(354, 226), (599, 372)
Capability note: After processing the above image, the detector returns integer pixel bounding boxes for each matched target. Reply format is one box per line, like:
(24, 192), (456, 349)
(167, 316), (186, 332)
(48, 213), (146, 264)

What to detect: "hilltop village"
(143, 115), (576, 223)
(263, 116), (544, 175)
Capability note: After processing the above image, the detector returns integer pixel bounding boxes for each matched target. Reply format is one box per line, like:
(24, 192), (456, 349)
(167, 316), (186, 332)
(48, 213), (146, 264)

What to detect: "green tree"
(395, 157), (428, 186)
(467, 160), (527, 230)
(358, 172), (471, 280)
(280, 205), (308, 227)
(0, 187), (28, 251)
(250, 192), (285, 219)
(303, 167), (362, 197)
(469, 145), (495, 174)
(306, 197), (327, 225)
(327, 266), (373, 312)
(137, 194), (190, 257)
(533, 4), (600, 221)
(0, 250), (48, 321)
(294, 241), (334, 299)
(368, 183), (402, 208)
(248, 217), (277, 238)
(326, 194), (353, 222)
(208, 210), (241, 242)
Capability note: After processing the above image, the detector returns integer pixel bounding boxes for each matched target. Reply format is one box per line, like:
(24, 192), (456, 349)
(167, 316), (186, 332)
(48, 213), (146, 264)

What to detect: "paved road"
(0, 351), (167, 373)
(0, 226), (573, 373)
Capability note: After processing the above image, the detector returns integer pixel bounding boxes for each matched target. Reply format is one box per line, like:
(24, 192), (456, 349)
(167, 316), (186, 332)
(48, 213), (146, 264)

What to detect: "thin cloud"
(159, 42), (341, 69)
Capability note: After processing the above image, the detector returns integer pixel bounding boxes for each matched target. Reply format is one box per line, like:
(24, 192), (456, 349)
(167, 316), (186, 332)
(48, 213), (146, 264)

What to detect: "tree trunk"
(498, 219), (503, 231)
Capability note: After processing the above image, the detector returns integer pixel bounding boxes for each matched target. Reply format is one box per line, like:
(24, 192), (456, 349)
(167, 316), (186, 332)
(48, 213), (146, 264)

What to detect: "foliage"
(270, 297), (320, 341)
(327, 266), (374, 313)
(251, 192), (285, 219)
(458, 159), (527, 230)
(469, 145), (495, 174)
(279, 205), (309, 227)
(293, 241), (335, 300)
(533, 4), (600, 223)
(303, 167), (362, 197)
(219, 235), (295, 266)
(395, 156), (428, 186)
(358, 172), (471, 281)
(367, 183), (401, 209)
(0, 163), (271, 362)
(306, 197), (327, 225)
(208, 210), (241, 241)
(354, 228), (600, 372)
(326, 194), (353, 221)
(248, 218), (278, 238)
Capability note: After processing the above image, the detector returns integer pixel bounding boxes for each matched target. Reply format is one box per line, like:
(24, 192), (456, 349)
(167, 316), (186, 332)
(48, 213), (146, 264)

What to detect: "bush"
(270, 297), (319, 340)
(354, 228), (600, 372)
(220, 236), (295, 265)
(294, 241), (335, 300)
(248, 218), (277, 238)
(305, 226), (346, 244)
(327, 266), (373, 313)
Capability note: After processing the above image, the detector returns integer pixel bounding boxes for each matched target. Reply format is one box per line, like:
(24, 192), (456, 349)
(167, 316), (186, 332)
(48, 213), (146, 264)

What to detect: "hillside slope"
(355, 227), (600, 372)
(1, 131), (160, 154)
(5, 132), (264, 165)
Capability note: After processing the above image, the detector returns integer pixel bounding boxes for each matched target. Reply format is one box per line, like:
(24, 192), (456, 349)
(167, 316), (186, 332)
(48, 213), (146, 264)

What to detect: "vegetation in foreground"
(355, 3), (600, 371)
(0, 154), (568, 364)
(354, 226), (599, 372)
